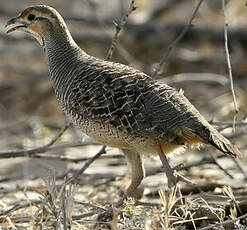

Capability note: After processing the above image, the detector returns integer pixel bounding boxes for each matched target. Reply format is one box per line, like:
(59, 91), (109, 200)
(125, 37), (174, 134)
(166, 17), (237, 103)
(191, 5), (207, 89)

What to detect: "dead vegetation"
(0, 0), (247, 229)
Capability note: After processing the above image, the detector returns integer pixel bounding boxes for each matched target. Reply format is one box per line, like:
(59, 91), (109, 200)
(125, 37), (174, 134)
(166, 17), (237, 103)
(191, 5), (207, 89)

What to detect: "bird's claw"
(162, 164), (195, 187)
(172, 163), (185, 171)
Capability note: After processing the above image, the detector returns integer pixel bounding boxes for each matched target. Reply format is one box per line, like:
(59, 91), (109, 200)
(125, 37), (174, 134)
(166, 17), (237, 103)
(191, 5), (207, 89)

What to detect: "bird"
(5, 5), (242, 207)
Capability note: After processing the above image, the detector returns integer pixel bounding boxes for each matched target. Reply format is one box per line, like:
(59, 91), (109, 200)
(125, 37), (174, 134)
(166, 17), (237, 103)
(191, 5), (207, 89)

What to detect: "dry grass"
(0, 170), (246, 229)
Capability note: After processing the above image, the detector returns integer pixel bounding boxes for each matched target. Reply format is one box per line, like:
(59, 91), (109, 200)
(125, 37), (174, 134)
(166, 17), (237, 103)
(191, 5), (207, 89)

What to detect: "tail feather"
(209, 131), (242, 158)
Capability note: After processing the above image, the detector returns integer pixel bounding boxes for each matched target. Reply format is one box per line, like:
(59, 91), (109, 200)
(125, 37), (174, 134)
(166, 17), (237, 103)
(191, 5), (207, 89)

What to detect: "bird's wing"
(69, 60), (203, 144)
(69, 60), (241, 157)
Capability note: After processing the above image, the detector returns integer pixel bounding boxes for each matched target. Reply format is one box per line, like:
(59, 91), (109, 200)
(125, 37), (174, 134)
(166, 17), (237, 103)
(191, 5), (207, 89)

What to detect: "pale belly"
(73, 117), (163, 155)
(68, 113), (184, 156)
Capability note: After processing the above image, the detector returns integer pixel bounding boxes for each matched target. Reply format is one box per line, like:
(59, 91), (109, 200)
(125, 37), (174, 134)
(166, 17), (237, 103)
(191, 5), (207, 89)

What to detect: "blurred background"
(0, 0), (247, 217)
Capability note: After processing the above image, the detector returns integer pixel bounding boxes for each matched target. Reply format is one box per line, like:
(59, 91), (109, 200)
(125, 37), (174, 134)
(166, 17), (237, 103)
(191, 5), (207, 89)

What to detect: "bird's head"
(5, 5), (69, 47)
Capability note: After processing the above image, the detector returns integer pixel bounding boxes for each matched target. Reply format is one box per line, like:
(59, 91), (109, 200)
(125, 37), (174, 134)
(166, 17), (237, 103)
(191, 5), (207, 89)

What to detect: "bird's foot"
(158, 148), (195, 187)
(162, 163), (195, 188)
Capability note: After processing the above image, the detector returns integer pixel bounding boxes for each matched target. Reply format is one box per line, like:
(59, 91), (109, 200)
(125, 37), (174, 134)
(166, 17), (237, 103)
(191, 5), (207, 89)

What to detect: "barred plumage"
(6, 5), (242, 206)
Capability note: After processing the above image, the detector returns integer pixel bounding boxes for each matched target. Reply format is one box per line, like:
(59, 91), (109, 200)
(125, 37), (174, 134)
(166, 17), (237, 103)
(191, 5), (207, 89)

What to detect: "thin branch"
(65, 145), (107, 184)
(199, 213), (247, 230)
(75, 201), (106, 212)
(72, 211), (99, 220)
(209, 152), (234, 179)
(46, 140), (100, 150)
(0, 122), (71, 158)
(83, 0), (140, 67)
(146, 155), (228, 177)
(152, 0), (205, 78)
(106, 0), (137, 60)
(162, 73), (229, 85)
(222, 0), (239, 132)
(232, 158), (247, 180)
(32, 153), (123, 163)
(35, 146), (107, 210)
(0, 200), (42, 217)
(210, 120), (247, 126)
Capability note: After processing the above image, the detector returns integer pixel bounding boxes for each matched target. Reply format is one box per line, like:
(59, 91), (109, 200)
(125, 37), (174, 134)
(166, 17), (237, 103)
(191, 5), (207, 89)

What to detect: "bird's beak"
(5, 14), (44, 47)
(5, 16), (27, 34)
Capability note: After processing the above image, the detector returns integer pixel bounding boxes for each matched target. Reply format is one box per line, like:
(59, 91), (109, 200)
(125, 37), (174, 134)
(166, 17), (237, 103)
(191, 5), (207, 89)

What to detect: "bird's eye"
(27, 14), (36, 21)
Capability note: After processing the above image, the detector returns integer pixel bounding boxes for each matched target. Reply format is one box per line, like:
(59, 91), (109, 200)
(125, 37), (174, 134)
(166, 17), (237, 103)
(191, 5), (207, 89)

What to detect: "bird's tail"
(207, 129), (242, 158)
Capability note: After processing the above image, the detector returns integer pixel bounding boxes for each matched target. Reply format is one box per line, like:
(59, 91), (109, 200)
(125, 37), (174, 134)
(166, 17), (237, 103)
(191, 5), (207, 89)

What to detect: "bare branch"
(32, 153), (123, 163)
(65, 145), (106, 184)
(152, 0), (205, 78)
(210, 120), (247, 126)
(146, 155), (228, 177)
(0, 122), (71, 158)
(233, 159), (247, 180)
(222, 0), (239, 131)
(0, 200), (42, 217)
(106, 0), (137, 60)
(162, 73), (229, 85)
(199, 213), (247, 230)
(209, 152), (234, 179)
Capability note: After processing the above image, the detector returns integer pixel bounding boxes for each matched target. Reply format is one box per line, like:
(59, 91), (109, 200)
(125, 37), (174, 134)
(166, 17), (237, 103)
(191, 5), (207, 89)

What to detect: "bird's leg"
(158, 146), (195, 187)
(116, 150), (144, 207)
(158, 150), (177, 187)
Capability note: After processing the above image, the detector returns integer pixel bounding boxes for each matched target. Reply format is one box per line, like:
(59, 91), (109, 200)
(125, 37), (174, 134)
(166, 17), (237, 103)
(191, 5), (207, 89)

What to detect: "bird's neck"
(42, 21), (87, 73)
(41, 22), (88, 102)
(42, 22), (82, 60)
(41, 19), (88, 66)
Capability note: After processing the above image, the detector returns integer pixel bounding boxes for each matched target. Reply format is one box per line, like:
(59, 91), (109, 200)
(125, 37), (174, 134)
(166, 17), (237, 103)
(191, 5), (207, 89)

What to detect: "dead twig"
(65, 145), (107, 184)
(0, 200), (42, 217)
(72, 211), (99, 220)
(222, 0), (239, 131)
(211, 120), (247, 126)
(162, 73), (229, 86)
(42, 140), (100, 150)
(199, 212), (247, 230)
(152, 0), (205, 78)
(106, 0), (137, 60)
(232, 159), (247, 180)
(32, 153), (123, 163)
(146, 155), (228, 177)
(0, 122), (71, 158)
(75, 201), (106, 212)
(209, 152), (234, 179)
